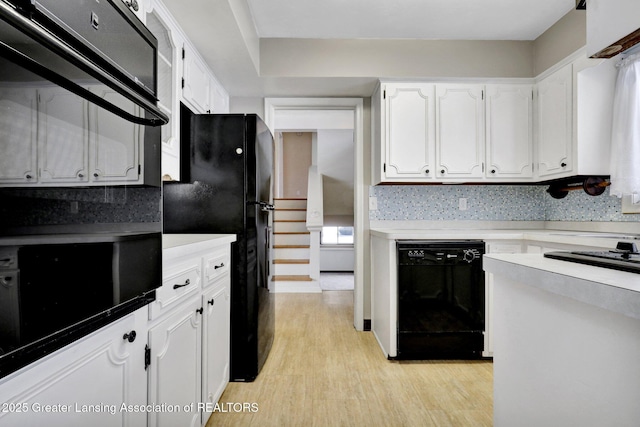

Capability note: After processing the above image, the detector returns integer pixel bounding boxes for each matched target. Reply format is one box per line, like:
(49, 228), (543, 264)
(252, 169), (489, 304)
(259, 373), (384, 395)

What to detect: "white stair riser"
(273, 222), (308, 233)
(273, 233), (310, 246)
(274, 199), (307, 210)
(274, 248), (310, 259)
(273, 263), (310, 276)
(274, 210), (306, 221)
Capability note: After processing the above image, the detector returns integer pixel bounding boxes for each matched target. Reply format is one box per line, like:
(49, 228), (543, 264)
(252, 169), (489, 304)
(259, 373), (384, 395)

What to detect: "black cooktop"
(544, 248), (640, 274)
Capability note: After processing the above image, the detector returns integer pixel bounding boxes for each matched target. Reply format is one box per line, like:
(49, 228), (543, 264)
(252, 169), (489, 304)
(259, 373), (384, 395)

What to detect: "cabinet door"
(89, 86), (141, 183)
(182, 43), (211, 114)
(537, 64), (573, 178)
(436, 84), (485, 179)
(384, 83), (436, 180)
(148, 298), (202, 427)
(201, 285), (230, 415)
(0, 310), (147, 427)
(38, 88), (89, 183)
(0, 87), (37, 184)
(210, 78), (230, 114)
(145, 2), (182, 180)
(486, 85), (533, 179)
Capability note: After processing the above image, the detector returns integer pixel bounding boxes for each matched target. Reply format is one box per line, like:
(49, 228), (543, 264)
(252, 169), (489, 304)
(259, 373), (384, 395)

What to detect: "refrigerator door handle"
(249, 201), (274, 211)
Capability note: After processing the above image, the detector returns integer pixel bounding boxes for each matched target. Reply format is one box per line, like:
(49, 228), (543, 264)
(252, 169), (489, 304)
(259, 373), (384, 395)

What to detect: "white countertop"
(370, 228), (640, 248)
(484, 253), (640, 321)
(162, 234), (236, 250)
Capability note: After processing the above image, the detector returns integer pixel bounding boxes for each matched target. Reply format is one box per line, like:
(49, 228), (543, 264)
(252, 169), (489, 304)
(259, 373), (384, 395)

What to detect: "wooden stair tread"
(273, 245), (310, 249)
(274, 198), (308, 201)
(271, 275), (313, 281)
(274, 219), (306, 222)
(274, 231), (310, 235)
(273, 259), (310, 264)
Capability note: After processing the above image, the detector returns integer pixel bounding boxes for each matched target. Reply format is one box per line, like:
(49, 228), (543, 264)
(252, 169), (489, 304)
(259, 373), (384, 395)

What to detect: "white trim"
(271, 281), (323, 293)
(265, 97), (365, 331)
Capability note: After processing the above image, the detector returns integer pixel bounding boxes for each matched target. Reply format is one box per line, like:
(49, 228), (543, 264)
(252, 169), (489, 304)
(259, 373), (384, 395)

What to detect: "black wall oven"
(0, 0), (166, 378)
(397, 240), (485, 359)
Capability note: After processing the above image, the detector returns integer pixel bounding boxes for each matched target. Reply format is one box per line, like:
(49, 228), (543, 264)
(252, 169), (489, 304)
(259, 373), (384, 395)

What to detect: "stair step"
(273, 259), (310, 264)
(274, 231), (310, 235)
(273, 245), (310, 249)
(274, 219), (305, 222)
(272, 275), (313, 282)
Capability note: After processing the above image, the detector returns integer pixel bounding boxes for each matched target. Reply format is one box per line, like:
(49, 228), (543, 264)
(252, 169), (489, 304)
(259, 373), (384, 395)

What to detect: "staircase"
(271, 198), (322, 293)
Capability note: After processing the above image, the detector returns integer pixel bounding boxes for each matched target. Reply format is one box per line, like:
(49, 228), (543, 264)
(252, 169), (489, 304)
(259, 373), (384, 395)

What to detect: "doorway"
(264, 98), (365, 331)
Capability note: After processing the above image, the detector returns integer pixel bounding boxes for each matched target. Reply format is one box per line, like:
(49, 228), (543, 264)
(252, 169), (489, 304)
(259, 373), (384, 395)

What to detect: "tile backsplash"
(0, 187), (161, 230)
(370, 185), (639, 222)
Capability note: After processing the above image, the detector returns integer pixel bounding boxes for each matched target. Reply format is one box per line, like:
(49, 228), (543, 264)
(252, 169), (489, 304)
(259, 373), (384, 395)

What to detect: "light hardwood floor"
(206, 291), (493, 427)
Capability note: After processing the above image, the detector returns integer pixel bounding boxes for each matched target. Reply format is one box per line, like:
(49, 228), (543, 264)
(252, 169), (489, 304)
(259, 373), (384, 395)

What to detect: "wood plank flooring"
(206, 291), (493, 427)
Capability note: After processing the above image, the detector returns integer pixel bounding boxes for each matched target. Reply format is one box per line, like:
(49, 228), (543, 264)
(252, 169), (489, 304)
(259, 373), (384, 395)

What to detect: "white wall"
(320, 246), (354, 271)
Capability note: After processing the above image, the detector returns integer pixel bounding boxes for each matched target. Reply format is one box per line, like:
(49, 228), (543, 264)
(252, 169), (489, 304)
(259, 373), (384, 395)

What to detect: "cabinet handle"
(214, 263), (225, 269)
(93, 173), (99, 178)
(173, 279), (190, 289)
(208, 299), (215, 306)
(25, 174), (32, 180)
(561, 162), (567, 167)
(78, 173), (84, 178)
(123, 330), (136, 343)
(196, 307), (204, 315)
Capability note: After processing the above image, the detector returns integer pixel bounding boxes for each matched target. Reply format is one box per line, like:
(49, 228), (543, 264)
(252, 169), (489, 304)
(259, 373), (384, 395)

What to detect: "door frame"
(264, 98), (365, 331)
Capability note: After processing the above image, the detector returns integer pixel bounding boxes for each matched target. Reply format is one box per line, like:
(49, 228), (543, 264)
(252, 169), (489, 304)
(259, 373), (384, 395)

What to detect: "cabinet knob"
(425, 169), (430, 174)
(25, 174), (32, 180)
(491, 169), (496, 174)
(78, 173), (84, 178)
(196, 307), (204, 315)
(93, 173), (99, 178)
(173, 278), (190, 289)
(561, 162), (567, 167)
(440, 169), (445, 174)
(208, 299), (215, 306)
(123, 330), (136, 343)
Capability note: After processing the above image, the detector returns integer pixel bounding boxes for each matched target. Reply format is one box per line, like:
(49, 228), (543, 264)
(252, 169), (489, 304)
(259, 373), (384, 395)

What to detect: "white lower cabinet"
(147, 297), (203, 427)
(0, 308), (148, 427)
(148, 235), (234, 427)
(201, 285), (230, 419)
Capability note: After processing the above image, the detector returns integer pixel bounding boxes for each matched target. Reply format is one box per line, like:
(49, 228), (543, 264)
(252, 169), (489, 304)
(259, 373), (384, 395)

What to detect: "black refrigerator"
(163, 104), (275, 382)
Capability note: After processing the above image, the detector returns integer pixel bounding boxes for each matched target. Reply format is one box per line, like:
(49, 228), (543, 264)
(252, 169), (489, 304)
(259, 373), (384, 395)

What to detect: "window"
(321, 226), (354, 245)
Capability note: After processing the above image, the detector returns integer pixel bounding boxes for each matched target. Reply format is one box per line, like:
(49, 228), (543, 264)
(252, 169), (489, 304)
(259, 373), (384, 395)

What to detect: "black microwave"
(0, 0), (168, 126)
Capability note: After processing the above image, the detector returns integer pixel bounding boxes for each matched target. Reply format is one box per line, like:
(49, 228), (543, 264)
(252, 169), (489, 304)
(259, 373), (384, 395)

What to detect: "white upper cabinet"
(435, 84), (485, 180)
(536, 63), (573, 179)
(182, 43), (212, 114)
(384, 83), (436, 180)
(0, 87), (37, 184)
(145, 0), (183, 180)
(89, 86), (141, 183)
(586, 0), (640, 58)
(38, 87), (89, 184)
(372, 81), (533, 184)
(485, 84), (534, 179)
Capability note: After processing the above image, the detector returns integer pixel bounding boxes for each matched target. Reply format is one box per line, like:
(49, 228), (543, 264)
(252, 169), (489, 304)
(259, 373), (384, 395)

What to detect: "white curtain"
(609, 53), (640, 197)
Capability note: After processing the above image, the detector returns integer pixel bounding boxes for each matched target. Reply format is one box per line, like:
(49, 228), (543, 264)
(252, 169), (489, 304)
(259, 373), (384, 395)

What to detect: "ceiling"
(162, 0), (576, 98)
(246, 0), (574, 40)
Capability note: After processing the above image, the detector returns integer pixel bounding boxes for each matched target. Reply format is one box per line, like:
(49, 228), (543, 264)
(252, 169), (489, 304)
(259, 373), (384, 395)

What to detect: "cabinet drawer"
(203, 249), (230, 288)
(150, 259), (201, 320)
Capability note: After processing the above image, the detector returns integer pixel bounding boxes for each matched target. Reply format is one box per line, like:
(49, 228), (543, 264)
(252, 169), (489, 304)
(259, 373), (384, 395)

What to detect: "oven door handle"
(0, 2), (169, 126)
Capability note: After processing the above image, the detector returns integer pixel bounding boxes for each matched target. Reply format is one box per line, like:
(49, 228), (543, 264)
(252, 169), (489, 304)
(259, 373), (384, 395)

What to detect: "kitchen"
(2, 0), (640, 426)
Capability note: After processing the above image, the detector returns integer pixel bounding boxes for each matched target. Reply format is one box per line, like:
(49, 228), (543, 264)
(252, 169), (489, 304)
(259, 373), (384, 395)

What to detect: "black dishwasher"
(397, 240), (485, 359)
